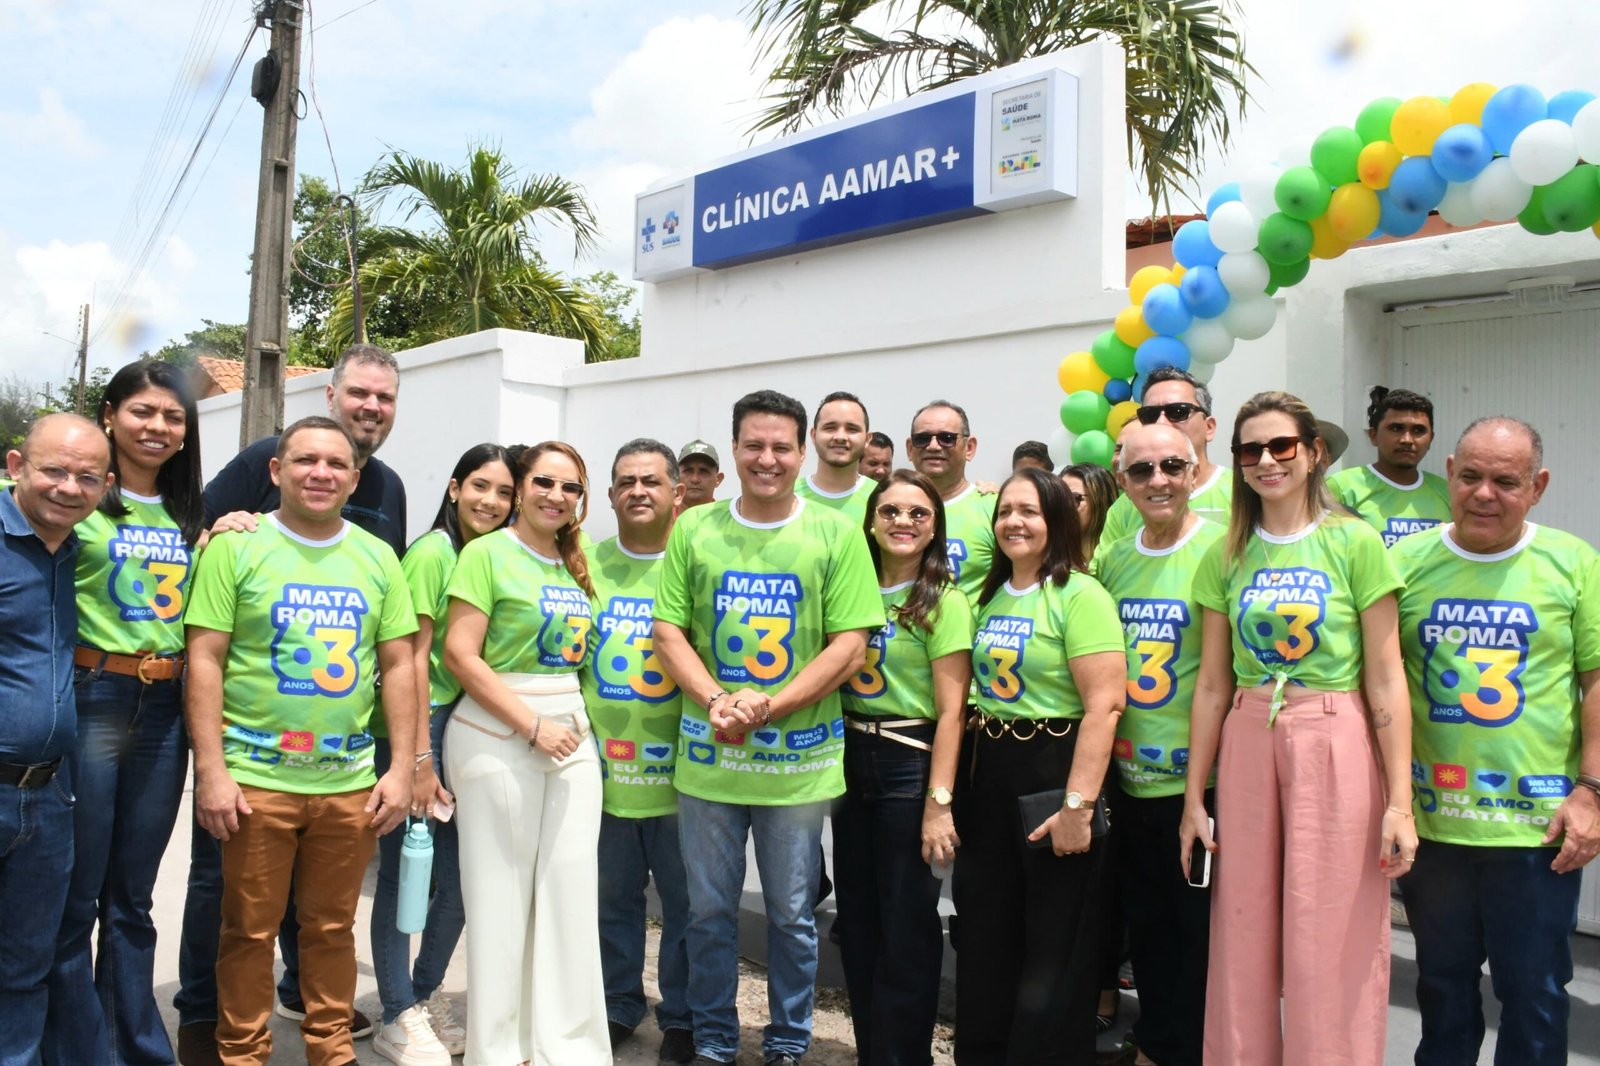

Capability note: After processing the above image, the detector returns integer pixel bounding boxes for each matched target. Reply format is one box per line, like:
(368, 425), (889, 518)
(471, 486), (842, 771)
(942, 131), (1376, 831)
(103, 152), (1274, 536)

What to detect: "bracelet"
(530, 717), (542, 749)
(1576, 773), (1600, 798)
(706, 690), (730, 712)
(1386, 805), (1414, 818)
(413, 750), (434, 765)
(760, 706), (773, 727)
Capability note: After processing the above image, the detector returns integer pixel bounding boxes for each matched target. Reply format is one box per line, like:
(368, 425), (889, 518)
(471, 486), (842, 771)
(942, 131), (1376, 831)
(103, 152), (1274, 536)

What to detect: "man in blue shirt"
(0, 413), (111, 1063)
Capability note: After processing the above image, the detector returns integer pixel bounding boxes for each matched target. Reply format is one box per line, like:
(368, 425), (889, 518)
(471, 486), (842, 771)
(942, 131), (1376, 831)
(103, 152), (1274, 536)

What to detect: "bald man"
(0, 414), (111, 1061)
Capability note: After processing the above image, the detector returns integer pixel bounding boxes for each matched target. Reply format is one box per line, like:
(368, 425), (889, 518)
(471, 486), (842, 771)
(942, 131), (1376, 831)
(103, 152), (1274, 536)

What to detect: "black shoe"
(659, 1027), (696, 1064)
(690, 1057), (730, 1065)
(765, 1055), (803, 1066)
(274, 1000), (374, 1039)
(609, 1019), (637, 1050)
(176, 1022), (221, 1066)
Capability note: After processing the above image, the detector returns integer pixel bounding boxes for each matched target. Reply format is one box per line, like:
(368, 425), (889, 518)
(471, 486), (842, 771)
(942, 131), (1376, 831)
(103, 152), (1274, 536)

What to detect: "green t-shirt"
(842, 582), (974, 720)
(446, 528), (593, 675)
(1096, 520), (1225, 797)
(581, 537), (683, 819)
(972, 574), (1123, 720)
(942, 485), (997, 603)
(401, 529), (461, 709)
(1099, 465), (1232, 548)
(1192, 514), (1402, 691)
(1394, 523), (1600, 847)
(1328, 465), (1452, 547)
(184, 515), (418, 794)
(654, 497), (884, 806)
(75, 490), (194, 655)
(796, 474), (876, 526)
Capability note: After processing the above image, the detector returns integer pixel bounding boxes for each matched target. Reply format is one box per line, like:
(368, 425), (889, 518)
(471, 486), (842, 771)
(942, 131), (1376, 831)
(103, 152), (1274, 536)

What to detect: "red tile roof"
(195, 356), (322, 398)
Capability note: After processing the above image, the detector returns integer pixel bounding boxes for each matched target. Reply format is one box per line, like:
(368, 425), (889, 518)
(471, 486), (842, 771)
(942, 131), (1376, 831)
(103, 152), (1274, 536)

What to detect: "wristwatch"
(927, 786), (953, 806)
(1062, 790), (1086, 811)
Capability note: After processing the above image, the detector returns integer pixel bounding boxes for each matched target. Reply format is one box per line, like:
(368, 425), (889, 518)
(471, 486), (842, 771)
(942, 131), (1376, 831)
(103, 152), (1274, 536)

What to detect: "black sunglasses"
(910, 430), (963, 449)
(1123, 457), (1193, 483)
(1232, 436), (1308, 467)
(528, 473), (586, 496)
(1136, 402), (1208, 426)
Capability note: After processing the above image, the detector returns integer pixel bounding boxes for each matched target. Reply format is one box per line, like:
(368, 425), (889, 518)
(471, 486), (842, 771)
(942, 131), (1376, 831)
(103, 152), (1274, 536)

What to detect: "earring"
(104, 426), (112, 437)
(177, 441), (184, 452)
(449, 494), (459, 504)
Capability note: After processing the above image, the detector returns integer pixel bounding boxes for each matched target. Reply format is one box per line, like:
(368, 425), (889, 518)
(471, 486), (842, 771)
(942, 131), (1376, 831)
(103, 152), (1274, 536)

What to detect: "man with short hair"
(1098, 367), (1231, 547)
(796, 391), (876, 523)
(1011, 440), (1052, 472)
(0, 414), (111, 1063)
(1394, 417), (1600, 1066)
(653, 390), (883, 1066)
(858, 432), (893, 485)
(583, 438), (696, 1065)
(1329, 386), (1450, 546)
(677, 441), (724, 513)
(186, 416), (419, 1066)
(906, 400), (995, 602)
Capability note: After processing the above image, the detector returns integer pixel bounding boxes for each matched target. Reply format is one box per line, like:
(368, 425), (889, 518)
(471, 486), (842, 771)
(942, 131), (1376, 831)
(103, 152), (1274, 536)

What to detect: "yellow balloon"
(1308, 214), (1349, 260)
(1129, 265), (1174, 306)
(1390, 95), (1452, 156)
(1114, 305), (1154, 348)
(1327, 183), (1381, 243)
(1057, 350), (1111, 396)
(1170, 264), (1187, 283)
(1449, 82), (1498, 126)
(1358, 141), (1403, 190)
(1106, 400), (1142, 439)
(1593, 219), (1600, 240)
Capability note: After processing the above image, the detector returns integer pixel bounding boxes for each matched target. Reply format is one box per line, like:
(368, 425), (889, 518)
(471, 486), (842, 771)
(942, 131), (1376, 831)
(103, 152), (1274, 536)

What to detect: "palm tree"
(326, 146), (608, 357)
(745, 0), (1254, 212)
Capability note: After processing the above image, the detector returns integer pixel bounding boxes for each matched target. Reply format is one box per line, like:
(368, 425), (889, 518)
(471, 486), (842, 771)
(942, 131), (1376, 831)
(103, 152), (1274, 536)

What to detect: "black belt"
(0, 758), (62, 789)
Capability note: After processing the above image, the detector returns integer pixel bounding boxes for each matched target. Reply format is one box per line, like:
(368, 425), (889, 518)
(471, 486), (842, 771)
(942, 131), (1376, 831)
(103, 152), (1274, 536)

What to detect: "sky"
(1, 0), (1596, 385)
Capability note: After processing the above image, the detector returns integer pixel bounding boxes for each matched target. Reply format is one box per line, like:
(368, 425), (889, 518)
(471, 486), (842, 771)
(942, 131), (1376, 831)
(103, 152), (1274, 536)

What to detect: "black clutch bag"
(1018, 789), (1109, 849)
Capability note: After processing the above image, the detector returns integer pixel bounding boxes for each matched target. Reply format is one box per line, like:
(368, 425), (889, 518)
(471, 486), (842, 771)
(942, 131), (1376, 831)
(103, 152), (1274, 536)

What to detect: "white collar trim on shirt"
(1003, 579), (1041, 596)
(616, 541), (665, 561)
(1366, 464), (1428, 492)
(945, 483), (976, 506)
(729, 495), (806, 530)
(880, 578), (916, 594)
(1254, 511), (1328, 545)
(1441, 521), (1537, 563)
(1194, 464), (1225, 496)
(1136, 519), (1206, 557)
(120, 488), (163, 505)
(267, 512), (347, 547)
(804, 474), (863, 500)
(502, 527), (561, 566)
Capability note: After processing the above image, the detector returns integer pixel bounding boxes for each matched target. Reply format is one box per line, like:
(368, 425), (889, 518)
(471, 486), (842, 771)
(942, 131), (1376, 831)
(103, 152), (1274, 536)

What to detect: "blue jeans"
(1399, 839), (1581, 1066)
(370, 711), (466, 1024)
(0, 767), (75, 1066)
(45, 669), (188, 1066)
(678, 793), (827, 1062)
(832, 726), (943, 1066)
(598, 811), (691, 1032)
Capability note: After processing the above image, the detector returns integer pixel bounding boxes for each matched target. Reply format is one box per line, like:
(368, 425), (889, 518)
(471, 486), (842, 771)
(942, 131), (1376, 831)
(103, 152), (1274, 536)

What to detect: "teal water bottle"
(396, 820), (434, 934)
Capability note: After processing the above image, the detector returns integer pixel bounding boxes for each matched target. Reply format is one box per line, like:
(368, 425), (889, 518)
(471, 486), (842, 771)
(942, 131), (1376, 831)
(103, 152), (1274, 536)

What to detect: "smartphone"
(1187, 817), (1214, 889)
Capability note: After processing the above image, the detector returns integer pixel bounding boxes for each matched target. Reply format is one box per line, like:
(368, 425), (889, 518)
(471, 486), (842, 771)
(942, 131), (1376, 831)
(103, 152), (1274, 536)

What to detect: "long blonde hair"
(516, 441), (595, 598)
(1226, 391), (1341, 561)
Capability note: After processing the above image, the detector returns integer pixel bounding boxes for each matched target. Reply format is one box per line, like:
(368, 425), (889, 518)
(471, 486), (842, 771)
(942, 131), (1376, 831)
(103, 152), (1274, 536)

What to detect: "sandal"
(1096, 993), (1121, 1033)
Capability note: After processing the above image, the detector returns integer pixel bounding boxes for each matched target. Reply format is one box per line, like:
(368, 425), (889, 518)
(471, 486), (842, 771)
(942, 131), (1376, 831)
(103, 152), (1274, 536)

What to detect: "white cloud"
(0, 88), (104, 159)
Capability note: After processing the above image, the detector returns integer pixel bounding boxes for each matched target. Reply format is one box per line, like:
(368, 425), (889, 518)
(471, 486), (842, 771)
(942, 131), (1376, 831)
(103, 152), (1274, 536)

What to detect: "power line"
(314, 0), (381, 34)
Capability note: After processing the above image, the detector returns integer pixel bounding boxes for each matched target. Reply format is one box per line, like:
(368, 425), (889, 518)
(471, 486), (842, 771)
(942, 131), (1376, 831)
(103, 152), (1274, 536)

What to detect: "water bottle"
(396, 820), (434, 934)
(932, 853), (955, 882)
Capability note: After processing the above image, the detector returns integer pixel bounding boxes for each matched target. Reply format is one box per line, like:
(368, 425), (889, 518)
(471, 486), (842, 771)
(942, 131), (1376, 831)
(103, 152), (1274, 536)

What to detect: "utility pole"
(239, 0), (302, 447)
(75, 303), (89, 415)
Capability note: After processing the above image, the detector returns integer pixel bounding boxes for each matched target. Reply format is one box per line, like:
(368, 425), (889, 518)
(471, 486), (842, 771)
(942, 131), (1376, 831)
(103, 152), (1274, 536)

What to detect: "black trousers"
(952, 724), (1108, 1066)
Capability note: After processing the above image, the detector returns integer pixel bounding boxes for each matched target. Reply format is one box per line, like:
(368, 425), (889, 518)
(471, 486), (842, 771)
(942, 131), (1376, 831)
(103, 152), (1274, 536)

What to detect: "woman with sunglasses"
(835, 470), (973, 1065)
(44, 359), (201, 1065)
(442, 441), (608, 1065)
(1180, 391), (1415, 1065)
(1061, 462), (1118, 560)
(956, 466), (1126, 1065)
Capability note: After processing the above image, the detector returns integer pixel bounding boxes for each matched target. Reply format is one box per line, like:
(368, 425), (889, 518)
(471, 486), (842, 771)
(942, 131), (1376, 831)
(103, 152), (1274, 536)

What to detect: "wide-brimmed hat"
(1315, 420), (1350, 464)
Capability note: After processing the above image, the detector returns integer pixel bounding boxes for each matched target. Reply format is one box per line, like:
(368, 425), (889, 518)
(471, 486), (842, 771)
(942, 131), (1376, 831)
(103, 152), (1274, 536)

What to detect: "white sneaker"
(422, 990), (467, 1056)
(372, 1004), (452, 1066)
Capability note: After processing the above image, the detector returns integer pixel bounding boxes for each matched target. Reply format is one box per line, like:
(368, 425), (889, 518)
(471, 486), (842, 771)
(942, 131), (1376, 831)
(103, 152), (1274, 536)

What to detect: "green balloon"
(1268, 256), (1311, 291)
(1310, 126), (1363, 186)
(1356, 97), (1402, 145)
(1256, 212), (1315, 266)
(1274, 166), (1333, 222)
(1060, 390), (1111, 435)
(1070, 429), (1114, 468)
(1518, 185), (1558, 236)
(1541, 165), (1600, 232)
(1091, 330), (1137, 379)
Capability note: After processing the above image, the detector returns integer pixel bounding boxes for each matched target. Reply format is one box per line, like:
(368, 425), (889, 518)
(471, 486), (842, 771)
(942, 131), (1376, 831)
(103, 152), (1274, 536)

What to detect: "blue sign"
(692, 93), (978, 269)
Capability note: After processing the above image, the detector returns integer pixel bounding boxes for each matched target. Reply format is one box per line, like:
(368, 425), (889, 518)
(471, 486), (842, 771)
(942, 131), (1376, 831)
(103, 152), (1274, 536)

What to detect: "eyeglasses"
(528, 474), (585, 497)
(875, 503), (934, 525)
(1232, 436), (1307, 467)
(1136, 402), (1208, 425)
(910, 430), (963, 449)
(1123, 457), (1193, 483)
(24, 460), (105, 493)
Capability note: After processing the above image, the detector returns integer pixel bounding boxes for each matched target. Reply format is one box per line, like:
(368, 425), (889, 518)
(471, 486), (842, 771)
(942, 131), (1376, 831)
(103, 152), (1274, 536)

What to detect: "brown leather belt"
(74, 647), (185, 683)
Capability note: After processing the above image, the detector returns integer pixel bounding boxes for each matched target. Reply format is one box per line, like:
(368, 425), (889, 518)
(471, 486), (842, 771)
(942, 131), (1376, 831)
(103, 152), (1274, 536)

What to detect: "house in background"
(192, 355), (321, 400)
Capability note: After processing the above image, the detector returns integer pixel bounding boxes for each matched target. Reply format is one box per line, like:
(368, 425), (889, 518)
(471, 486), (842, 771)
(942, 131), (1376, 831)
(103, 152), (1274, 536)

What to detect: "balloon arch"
(1050, 83), (1600, 468)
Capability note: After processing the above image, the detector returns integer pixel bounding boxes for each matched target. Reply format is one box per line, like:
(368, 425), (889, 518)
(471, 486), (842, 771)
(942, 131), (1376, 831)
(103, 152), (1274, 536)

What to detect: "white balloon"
(1240, 164), (1283, 221)
(1436, 181), (1482, 227)
(1190, 360), (1217, 385)
(1047, 426), (1075, 469)
(1470, 157), (1533, 221)
(1216, 250), (1271, 297)
(1209, 201), (1260, 254)
(1574, 99), (1600, 164)
(1278, 135), (1315, 171)
(1221, 296), (1277, 341)
(1509, 119), (1579, 186)
(1182, 318), (1235, 364)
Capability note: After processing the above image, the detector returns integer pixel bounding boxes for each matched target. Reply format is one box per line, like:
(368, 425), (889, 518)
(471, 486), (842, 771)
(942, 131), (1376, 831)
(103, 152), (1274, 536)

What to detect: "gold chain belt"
(972, 711), (1075, 741)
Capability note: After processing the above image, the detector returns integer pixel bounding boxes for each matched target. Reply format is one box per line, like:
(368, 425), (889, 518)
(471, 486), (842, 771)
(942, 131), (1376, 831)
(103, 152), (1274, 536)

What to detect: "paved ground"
(147, 777), (1600, 1064)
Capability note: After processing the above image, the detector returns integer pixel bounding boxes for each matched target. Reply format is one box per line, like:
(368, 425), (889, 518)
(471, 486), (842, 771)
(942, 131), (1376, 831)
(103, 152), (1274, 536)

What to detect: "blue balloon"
(1387, 156), (1447, 215)
(1131, 372), (1149, 402)
(1134, 335), (1191, 376)
(1548, 91), (1596, 126)
(1481, 84), (1547, 155)
(1103, 378), (1133, 404)
(1431, 124), (1494, 183)
(1178, 265), (1230, 319)
(1172, 219), (1224, 269)
(1206, 182), (1242, 217)
(1141, 283), (1193, 337)
(1376, 189), (1428, 237)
